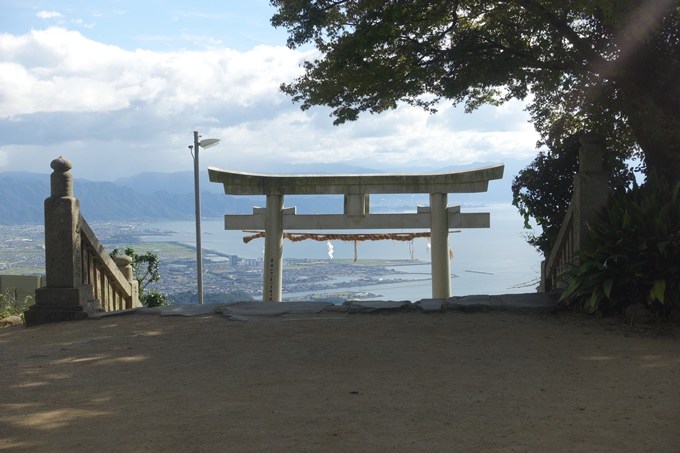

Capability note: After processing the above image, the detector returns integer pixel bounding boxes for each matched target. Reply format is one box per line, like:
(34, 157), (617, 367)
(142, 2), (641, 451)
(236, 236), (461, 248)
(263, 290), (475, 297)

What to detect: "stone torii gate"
(208, 164), (504, 301)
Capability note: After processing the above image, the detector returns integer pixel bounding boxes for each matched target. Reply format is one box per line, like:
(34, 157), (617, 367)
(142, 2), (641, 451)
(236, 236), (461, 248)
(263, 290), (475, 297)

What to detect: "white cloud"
(205, 105), (537, 172)
(0, 28), (304, 118)
(36, 11), (64, 19)
(181, 33), (223, 49)
(0, 27), (539, 179)
(72, 19), (96, 29)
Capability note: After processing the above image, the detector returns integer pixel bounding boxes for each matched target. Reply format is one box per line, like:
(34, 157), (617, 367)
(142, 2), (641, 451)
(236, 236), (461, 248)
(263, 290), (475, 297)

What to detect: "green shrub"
(560, 172), (680, 314)
(141, 289), (173, 308)
(0, 288), (33, 321)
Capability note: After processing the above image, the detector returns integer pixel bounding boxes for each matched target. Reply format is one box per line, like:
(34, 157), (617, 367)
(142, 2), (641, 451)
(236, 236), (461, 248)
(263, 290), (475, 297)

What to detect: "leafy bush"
(560, 172), (680, 314)
(0, 288), (33, 321)
(141, 289), (173, 308)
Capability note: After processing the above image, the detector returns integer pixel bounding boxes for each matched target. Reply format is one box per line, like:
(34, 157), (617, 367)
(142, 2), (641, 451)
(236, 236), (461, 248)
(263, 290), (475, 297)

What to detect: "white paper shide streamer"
(327, 241), (334, 259)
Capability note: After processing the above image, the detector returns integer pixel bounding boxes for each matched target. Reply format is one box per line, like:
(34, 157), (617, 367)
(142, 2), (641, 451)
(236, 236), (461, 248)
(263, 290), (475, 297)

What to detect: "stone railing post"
(114, 255), (140, 308)
(572, 133), (609, 260)
(539, 133), (609, 292)
(25, 157), (100, 326)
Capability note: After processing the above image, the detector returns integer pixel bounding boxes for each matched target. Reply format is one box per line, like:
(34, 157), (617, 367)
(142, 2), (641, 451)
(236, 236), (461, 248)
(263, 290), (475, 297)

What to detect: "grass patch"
(0, 288), (33, 321)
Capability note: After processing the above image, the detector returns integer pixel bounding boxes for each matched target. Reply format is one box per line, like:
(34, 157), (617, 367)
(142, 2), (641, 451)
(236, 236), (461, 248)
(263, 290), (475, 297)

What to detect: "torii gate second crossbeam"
(208, 164), (504, 301)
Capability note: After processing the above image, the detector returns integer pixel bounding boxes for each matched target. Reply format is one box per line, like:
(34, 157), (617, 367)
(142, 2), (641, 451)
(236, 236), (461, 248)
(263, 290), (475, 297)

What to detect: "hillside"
(0, 175), (345, 225)
(0, 175), (253, 225)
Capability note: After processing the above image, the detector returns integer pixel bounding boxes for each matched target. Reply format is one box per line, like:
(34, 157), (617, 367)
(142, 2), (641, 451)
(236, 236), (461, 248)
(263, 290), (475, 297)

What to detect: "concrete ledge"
(224, 301), (332, 317)
(415, 299), (445, 313)
(446, 293), (557, 313)
(496, 293), (558, 312)
(29, 292), (558, 324)
(344, 300), (411, 313)
(324, 304), (349, 313)
(136, 307), (162, 315)
(157, 303), (224, 317)
(446, 295), (501, 312)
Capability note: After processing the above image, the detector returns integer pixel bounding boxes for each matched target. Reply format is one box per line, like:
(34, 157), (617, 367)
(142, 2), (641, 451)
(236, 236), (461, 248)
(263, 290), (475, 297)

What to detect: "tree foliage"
(109, 247), (172, 307)
(271, 0), (680, 180)
(512, 133), (634, 257)
(110, 247), (160, 293)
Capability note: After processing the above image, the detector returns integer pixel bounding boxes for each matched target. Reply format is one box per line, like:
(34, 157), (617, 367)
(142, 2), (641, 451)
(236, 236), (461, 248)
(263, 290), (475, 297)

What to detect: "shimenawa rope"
(242, 230), (458, 262)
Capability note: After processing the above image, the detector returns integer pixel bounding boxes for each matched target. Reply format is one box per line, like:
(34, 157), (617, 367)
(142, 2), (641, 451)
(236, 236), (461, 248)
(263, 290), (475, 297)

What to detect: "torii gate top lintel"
(207, 164), (504, 195)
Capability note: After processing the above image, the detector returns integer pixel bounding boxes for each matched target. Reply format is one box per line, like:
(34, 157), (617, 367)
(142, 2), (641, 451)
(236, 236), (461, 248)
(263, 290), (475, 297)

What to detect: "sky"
(0, 0), (542, 181)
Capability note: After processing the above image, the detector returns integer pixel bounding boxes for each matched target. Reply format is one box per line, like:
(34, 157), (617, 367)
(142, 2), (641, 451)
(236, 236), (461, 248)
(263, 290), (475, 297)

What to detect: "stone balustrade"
(80, 217), (140, 312)
(24, 157), (140, 326)
(542, 203), (576, 292)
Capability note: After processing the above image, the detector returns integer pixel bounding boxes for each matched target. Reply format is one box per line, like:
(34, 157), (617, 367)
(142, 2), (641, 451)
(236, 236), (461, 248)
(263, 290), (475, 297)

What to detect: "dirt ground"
(1, 310), (679, 453)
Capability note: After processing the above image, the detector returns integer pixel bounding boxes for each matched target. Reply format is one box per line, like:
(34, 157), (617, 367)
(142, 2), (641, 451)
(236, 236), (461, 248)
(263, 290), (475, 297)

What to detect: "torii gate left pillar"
(208, 165), (504, 302)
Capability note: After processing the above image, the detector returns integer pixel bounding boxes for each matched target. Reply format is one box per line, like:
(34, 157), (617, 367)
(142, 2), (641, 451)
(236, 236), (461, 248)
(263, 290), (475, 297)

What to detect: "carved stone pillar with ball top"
(25, 157), (100, 326)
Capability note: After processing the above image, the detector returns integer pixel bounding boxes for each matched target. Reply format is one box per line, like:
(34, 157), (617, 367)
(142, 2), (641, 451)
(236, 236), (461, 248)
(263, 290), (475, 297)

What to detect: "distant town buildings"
(242, 258), (264, 267)
(238, 258), (288, 267)
(1, 222), (408, 301)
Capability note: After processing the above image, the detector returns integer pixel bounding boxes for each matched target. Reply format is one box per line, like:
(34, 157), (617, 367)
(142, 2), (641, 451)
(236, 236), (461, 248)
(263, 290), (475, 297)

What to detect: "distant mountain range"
(112, 163), (386, 195)
(0, 159), (531, 225)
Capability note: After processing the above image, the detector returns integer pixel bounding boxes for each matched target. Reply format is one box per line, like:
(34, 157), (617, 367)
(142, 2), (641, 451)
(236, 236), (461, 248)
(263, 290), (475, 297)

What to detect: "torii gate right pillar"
(263, 194), (284, 301)
(430, 193), (451, 299)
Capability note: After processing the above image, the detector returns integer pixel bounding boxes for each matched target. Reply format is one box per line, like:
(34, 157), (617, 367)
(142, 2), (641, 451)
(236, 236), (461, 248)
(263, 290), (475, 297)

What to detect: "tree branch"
(510, 0), (608, 70)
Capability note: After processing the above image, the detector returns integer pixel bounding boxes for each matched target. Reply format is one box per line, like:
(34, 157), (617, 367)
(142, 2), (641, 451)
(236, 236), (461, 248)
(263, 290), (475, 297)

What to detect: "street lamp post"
(190, 130), (220, 304)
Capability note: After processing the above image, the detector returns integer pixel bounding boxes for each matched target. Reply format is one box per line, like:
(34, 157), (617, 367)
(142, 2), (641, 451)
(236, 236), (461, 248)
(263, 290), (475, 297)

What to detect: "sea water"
(139, 203), (542, 300)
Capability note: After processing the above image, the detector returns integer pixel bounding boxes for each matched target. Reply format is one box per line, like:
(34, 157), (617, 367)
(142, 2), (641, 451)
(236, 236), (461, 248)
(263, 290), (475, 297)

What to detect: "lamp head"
(198, 138), (220, 149)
